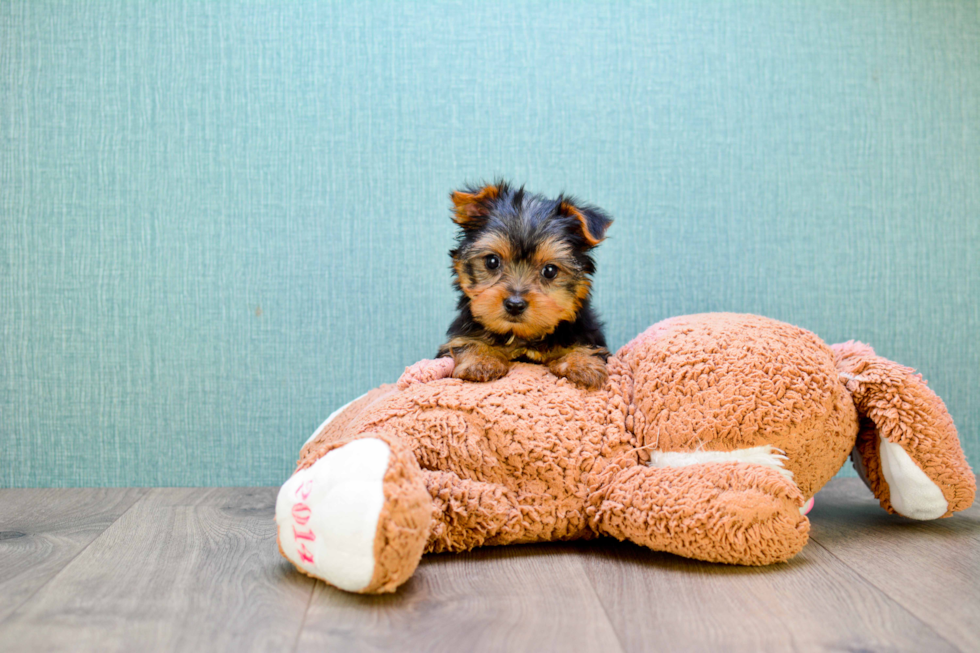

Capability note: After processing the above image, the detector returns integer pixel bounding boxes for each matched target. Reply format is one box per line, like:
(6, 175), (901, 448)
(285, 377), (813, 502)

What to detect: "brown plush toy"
(276, 313), (975, 593)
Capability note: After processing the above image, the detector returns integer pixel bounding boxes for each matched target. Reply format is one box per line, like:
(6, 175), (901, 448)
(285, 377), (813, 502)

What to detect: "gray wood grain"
(0, 488), (314, 653)
(580, 485), (962, 652)
(1, 480), (977, 652)
(808, 477), (980, 653)
(0, 488), (146, 625)
(296, 543), (625, 653)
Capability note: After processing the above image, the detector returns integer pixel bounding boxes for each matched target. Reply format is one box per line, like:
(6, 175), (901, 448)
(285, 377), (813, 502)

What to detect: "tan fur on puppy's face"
(457, 233), (591, 340)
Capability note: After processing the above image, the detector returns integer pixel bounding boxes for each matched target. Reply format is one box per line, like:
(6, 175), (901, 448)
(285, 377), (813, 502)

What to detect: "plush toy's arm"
(396, 357), (455, 389)
(833, 341), (975, 519)
(589, 461), (809, 565)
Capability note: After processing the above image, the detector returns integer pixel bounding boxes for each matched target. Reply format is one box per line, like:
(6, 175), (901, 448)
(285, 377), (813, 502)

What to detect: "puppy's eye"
(541, 264), (559, 279)
(485, 254), (501, 270)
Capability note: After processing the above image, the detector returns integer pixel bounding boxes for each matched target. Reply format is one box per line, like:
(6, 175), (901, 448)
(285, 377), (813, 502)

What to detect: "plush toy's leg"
(421, 471), (530, 553)
(833, 341), (976, 519)
(590, 461), (810, 565)
(276, 435), (433, 594)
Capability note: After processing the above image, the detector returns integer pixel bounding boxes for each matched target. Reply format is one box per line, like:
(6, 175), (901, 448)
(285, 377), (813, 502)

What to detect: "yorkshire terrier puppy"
(437, 181), (613, 390)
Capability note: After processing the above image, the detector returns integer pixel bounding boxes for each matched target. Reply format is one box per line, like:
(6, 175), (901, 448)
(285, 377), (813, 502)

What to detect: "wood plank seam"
(289, 577), (318, 653)
(577, 557), (628, 653)
(804, 537), (962, 651)
(0, 488), (148, 629)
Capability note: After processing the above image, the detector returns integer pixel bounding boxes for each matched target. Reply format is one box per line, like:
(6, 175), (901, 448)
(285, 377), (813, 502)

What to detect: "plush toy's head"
(610, 313), (857, 499)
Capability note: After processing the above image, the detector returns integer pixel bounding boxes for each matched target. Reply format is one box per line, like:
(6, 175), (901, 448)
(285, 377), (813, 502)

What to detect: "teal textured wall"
(2, 1), (977, 487)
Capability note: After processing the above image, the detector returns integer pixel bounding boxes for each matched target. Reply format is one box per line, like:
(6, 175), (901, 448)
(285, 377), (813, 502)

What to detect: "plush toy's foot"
(276, 436), (433, 593)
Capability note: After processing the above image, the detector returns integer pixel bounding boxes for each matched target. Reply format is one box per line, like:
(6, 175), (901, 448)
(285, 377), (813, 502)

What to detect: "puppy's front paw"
(452, 351), (510, 383)
(548, 350), (608, 390)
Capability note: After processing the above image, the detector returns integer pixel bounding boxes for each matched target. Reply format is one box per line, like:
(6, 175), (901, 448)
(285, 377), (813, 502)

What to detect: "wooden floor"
(0, 478), (977, 652)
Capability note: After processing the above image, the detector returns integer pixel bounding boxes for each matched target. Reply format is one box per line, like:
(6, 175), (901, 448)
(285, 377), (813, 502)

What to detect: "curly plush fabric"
(279, 313), (975, 593)
(591, 461), (809, 565)
(833, 341), (975, 517)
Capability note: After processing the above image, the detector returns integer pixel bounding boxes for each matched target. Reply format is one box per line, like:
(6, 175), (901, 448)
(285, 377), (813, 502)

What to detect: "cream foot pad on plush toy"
(276, 438), (390, 592)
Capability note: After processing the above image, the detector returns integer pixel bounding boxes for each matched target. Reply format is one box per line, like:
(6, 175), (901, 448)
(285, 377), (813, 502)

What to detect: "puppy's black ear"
(557, 198), (613, 247)
(450, 184), (500, 231)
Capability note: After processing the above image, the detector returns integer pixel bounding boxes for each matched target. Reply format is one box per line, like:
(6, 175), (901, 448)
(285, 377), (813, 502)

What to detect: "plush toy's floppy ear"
(833, 340), (976, 520)
(450, 184), (500, 231)
(557, 198), (613, 247)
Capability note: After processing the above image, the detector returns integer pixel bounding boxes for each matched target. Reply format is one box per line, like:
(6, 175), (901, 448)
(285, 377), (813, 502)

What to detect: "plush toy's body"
(276, 313), (975, 593)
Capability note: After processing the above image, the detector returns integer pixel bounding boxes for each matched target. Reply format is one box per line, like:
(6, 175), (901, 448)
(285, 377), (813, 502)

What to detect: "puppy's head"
(449, 181), (612, 340)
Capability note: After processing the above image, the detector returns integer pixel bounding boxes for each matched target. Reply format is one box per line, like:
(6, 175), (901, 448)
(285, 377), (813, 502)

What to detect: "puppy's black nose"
(504, 296), (527, 316)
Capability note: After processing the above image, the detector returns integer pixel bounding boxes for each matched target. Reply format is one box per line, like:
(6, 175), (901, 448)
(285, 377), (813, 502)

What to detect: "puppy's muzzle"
(503, 296), (528, 316)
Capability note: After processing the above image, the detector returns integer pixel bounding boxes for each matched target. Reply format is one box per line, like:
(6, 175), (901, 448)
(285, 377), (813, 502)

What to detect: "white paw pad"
(276, 438), (391, 591)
